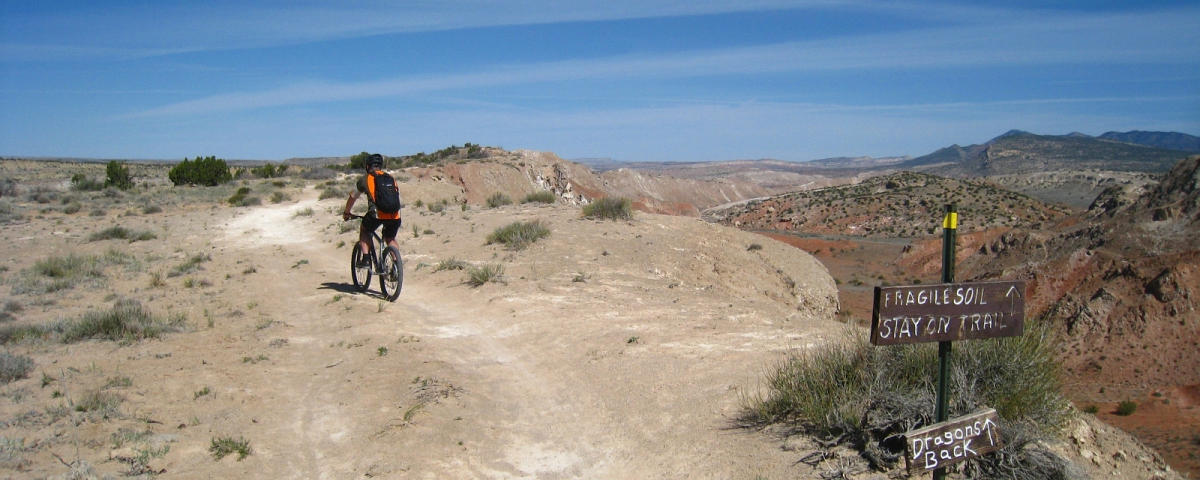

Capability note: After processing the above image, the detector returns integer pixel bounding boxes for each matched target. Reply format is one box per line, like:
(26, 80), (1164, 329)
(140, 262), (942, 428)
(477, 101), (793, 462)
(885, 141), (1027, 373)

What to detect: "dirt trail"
(136, 187), (844, 478)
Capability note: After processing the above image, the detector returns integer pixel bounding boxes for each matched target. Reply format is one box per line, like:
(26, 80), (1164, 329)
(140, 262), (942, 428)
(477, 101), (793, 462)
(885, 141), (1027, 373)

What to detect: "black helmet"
(367, 153), (384, 168)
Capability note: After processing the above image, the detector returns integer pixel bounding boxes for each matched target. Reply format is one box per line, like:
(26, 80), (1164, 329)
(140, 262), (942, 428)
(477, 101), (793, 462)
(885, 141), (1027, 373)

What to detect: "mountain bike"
(346, 215), (403, 301)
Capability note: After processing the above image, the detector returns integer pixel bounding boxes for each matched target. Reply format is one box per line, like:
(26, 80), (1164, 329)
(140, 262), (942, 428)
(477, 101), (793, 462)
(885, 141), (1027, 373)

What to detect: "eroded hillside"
(705, 171), (1072, 238)
(400, 149), (770, 216)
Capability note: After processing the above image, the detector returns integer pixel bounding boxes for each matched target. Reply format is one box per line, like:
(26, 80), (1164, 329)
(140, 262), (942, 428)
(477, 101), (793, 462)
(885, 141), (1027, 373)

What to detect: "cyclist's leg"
(380, 219), (401, 252)
(359, 216), (382, 259)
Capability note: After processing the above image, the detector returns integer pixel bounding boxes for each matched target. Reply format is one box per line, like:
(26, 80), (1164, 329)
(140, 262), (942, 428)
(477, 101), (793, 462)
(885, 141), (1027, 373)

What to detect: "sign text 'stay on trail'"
(870, 280), (1026, 346)
(906, 408), (1004, 473)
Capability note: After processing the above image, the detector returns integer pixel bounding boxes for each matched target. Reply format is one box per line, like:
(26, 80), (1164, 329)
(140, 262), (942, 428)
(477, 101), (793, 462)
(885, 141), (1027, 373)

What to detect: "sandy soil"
(1, 182), (851, 478)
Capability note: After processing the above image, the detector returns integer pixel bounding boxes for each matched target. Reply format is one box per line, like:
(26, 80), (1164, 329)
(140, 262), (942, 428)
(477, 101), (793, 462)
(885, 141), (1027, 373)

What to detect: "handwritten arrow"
(980, 417), (999, 446)
(1006, 285), (1022, 313)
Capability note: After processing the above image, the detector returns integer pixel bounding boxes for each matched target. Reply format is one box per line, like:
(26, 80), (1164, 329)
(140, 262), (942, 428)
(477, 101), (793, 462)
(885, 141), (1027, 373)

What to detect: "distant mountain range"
(901, 130), (1194, 176)
(1097, 130), (1200, 152)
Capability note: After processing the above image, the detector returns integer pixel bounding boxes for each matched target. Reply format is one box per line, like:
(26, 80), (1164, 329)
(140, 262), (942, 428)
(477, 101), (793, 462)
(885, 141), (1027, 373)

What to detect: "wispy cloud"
(2, 0), (853, 61)
(125, 7), (1200, 118)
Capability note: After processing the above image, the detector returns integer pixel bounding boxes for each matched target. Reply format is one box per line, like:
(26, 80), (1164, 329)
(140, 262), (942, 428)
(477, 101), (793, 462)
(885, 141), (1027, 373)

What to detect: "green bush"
(86, 226), (156, 243)
(63, 299), (187, 343)
(485, 192), (513, 208)
(434, 257), (470, 272)
(73, 389), (123, 418)
(70, 173), (104, 192)
(269, 191), (291, 204)
(582, 196), (633, 220)
(0, 352), (34, 384)
(486, 219), (550, 250)
(1116, 401), (1137, 416)
(251, 163), (288, 179)
(466, 263), (504, 286)
(522, 190), (557, 204)
(0, 299), (185, 345)
(227, 187), (261, 207)
(168, 253), (210, 278)
(210, 436), (252, 461)
(105, 161), (133, 190)
(742, 321), (1069, 472)
(169, 156), (232, 186)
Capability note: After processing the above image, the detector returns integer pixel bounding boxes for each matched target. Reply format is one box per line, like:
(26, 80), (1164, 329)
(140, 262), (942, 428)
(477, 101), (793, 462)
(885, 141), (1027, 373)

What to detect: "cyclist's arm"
(342, 190), (362, 221)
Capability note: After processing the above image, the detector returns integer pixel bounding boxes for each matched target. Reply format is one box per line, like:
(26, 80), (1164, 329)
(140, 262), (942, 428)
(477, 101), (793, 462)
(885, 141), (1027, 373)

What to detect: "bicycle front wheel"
(379, 246), (403, 302)
(351, 247), (371, 293)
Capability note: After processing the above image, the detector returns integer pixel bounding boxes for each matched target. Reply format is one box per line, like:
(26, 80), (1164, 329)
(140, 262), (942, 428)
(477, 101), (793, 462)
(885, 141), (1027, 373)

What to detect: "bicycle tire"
(379, 246), (403, 301)
(351, 246), (371, 293)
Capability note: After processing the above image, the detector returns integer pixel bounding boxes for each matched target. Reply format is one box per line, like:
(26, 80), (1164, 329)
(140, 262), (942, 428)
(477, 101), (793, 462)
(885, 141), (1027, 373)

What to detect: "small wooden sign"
(906, 408), (1004, 473)
(870, 280), (1025, 346)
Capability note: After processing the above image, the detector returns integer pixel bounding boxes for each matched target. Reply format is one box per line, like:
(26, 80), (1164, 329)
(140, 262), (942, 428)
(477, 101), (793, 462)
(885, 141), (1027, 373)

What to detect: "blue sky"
(1, 1), (1197, 161)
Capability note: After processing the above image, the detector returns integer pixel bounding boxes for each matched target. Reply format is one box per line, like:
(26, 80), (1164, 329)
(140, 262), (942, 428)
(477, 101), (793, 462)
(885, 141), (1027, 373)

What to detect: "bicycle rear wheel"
(351, 247), (371, 293)
(379, 246), (403, 301)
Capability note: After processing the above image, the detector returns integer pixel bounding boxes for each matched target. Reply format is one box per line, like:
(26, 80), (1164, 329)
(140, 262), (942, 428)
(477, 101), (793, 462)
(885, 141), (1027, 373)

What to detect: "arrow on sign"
(980, 417), (999, 446)
(1006, 285), (1022, 313)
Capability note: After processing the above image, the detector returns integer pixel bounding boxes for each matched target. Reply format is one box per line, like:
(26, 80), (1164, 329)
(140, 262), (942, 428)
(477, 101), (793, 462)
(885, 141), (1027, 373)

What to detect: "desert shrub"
(169, 156), (232, 186)
(0, 299), (183, 345)
(168, 253), (210, 278)
(227, 187), (261, 207)
(522, 190), (557, 204)
(0, 200), (21, 224)
(88, 226), (131, 242)
(250, 163), (287, 179)
(0, 352), (34, 384)
(486, 219), (550, 250)
(85, 226), (156, 243)
(26, 186), (58, 204)
(105, 161), (133, 190)
(269, 191), (291, 204)
(485, 192), (512, 208)
(0, 178), (16, 197)
(466, 263), (504, 286)
(427, 202), (444, 213)
(70, 173), (104, 192)
(434, 257), (470, 272)
(747, 243), (763, 251)
(1116, 401), (1137, 416)
(1082, 404), (1099, 414)
(14, 251), (135, 293)
(210, 436), (252, 461)
(62, 299), (187, 343)
(74, 389), (124, 419)
(141, 204), (162, 214)
(742, 320), (1069, 473)
(63, 203), (81, 214)
(582, 196), (632, 220)
(89, 208), (107, 217)
(318, 189), (342, 200)
(292, 207), (314, 218)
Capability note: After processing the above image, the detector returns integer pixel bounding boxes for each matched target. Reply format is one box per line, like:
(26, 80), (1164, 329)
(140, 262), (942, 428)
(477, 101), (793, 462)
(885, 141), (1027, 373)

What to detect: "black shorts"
(362, 215), (401, 240)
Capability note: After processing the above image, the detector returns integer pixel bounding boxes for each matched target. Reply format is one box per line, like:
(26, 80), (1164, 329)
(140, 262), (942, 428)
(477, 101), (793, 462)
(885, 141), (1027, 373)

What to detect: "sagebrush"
(742, 321), (1069, 475)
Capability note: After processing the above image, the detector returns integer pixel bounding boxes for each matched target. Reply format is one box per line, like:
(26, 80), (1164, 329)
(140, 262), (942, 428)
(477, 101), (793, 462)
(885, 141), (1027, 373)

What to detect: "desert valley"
(0, 130), (1198, 479)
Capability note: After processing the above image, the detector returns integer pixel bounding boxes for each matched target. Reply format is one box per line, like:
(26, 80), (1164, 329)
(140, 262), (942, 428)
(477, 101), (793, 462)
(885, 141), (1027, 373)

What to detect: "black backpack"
(367, 172), (402, 220)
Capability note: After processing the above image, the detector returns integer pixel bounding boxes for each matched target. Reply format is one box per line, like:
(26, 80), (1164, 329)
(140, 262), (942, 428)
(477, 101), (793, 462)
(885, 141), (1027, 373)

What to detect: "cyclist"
(342, 153), (401, 268)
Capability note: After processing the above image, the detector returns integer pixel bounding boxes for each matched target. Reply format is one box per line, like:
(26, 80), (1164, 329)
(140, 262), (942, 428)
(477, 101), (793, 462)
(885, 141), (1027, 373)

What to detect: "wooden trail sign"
(906, 408), (1004, 473)
(870, 280), (1025, 346)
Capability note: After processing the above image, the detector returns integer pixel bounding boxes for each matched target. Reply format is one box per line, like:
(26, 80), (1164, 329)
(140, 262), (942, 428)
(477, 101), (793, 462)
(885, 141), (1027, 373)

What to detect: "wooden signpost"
(868, 205), (1025, 479)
